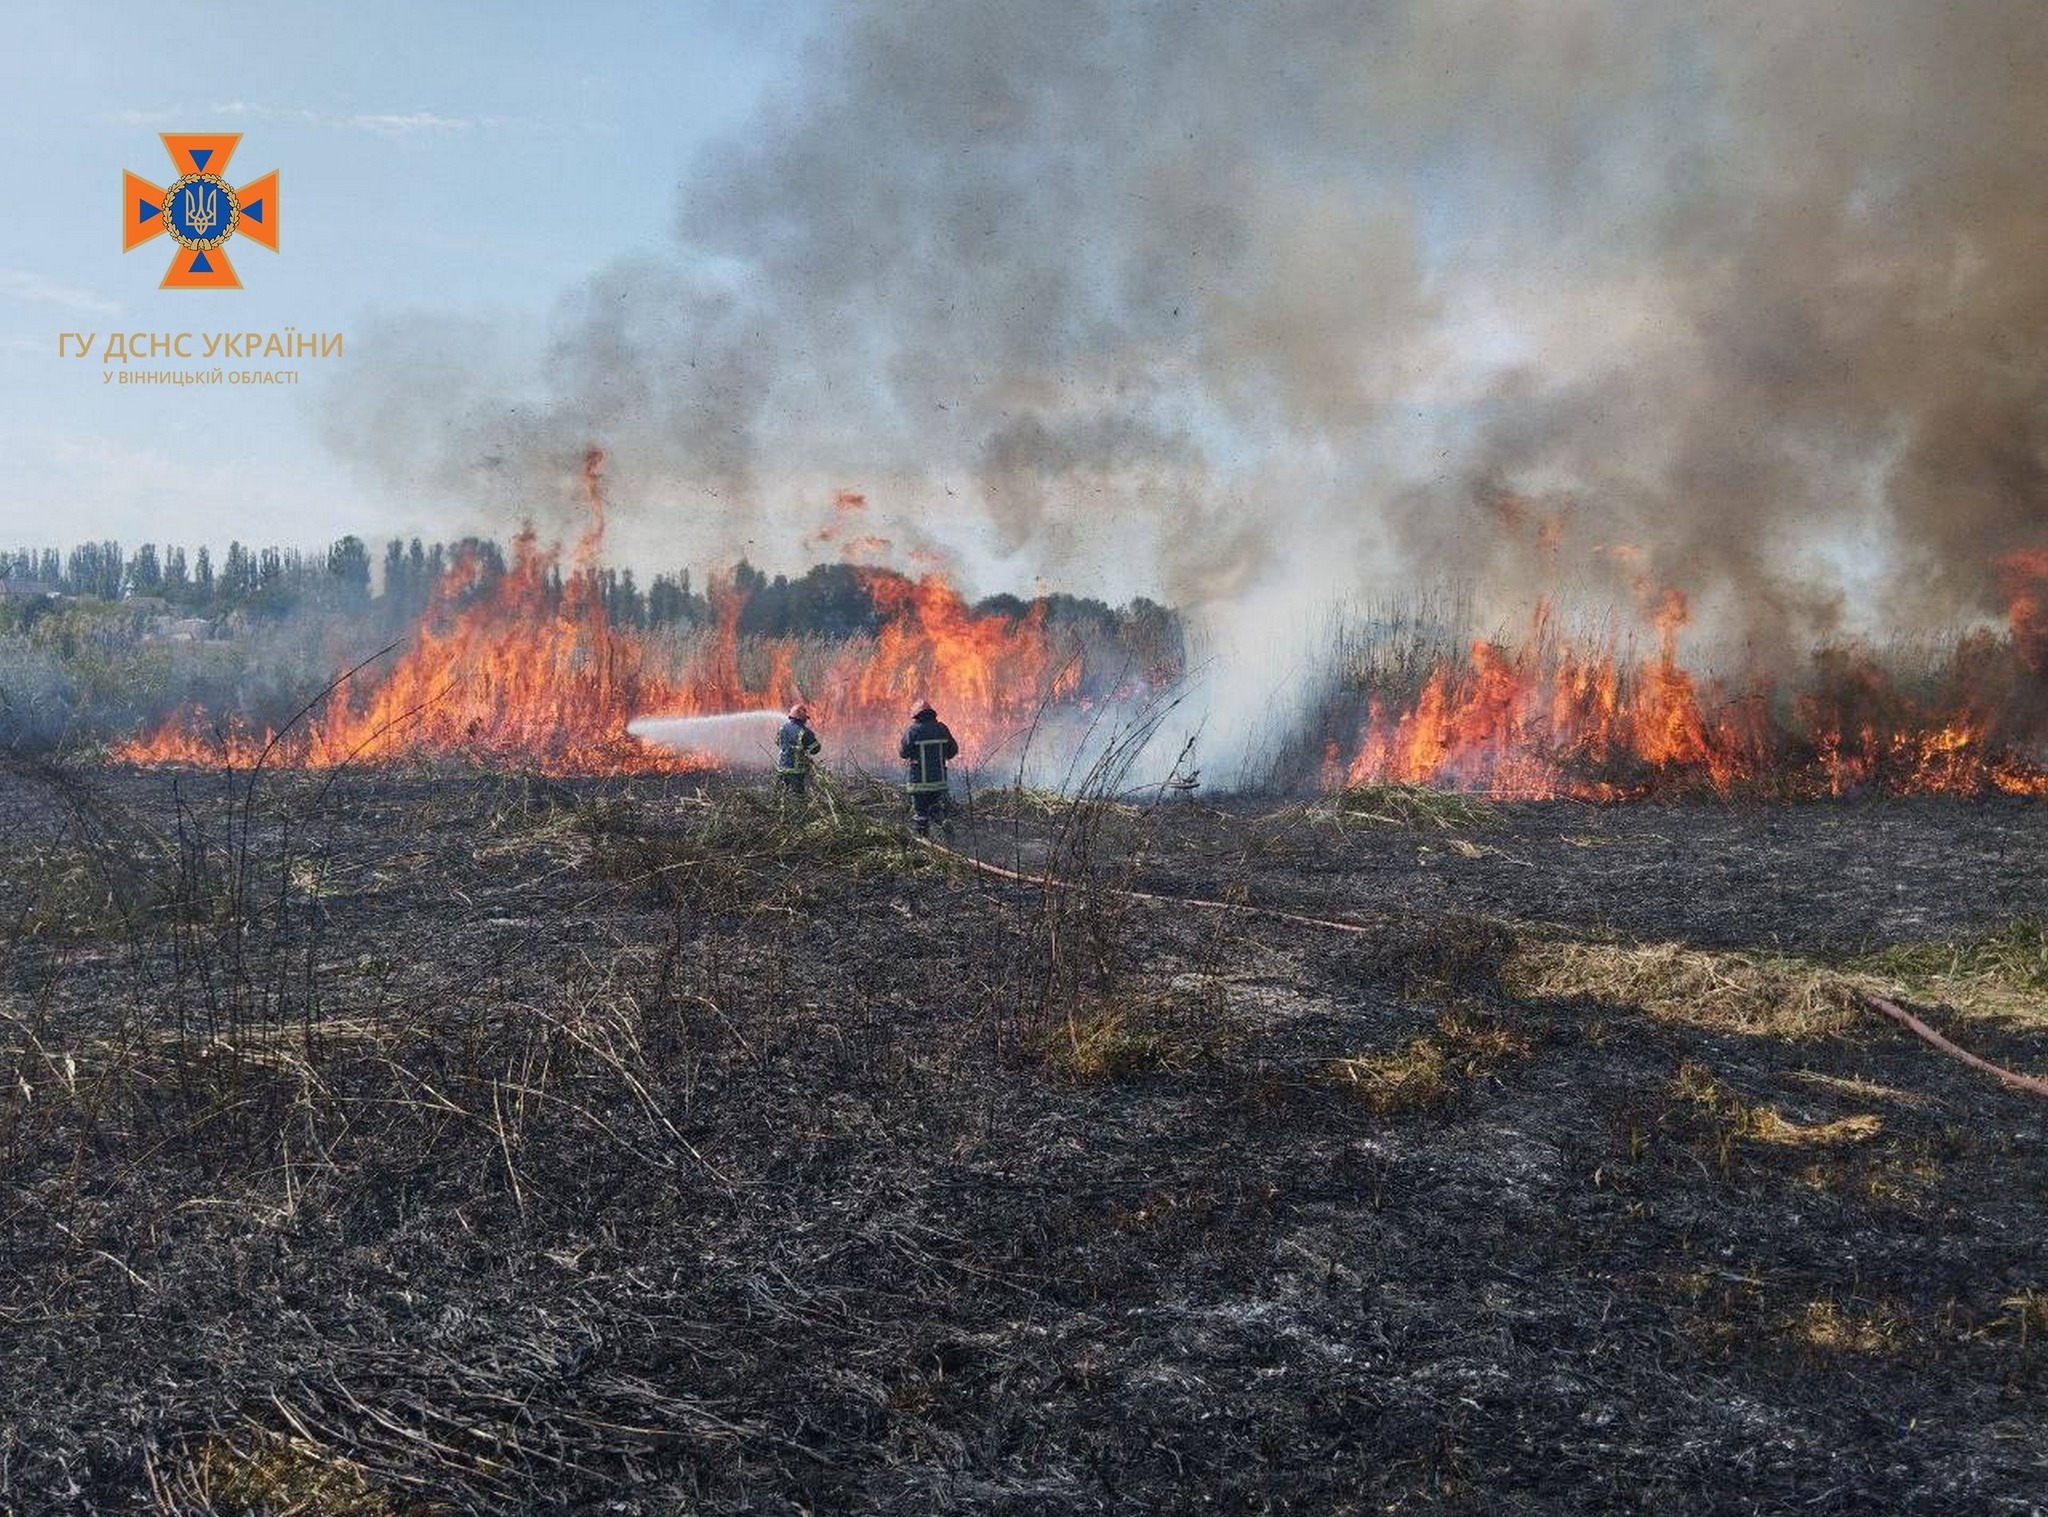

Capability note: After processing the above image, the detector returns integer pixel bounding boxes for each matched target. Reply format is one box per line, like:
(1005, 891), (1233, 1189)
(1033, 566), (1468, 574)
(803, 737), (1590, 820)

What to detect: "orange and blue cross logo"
(123, 134), (278, 289)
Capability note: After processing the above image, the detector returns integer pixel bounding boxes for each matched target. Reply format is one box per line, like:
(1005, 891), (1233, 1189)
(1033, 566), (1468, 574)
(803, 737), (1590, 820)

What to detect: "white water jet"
(627, 708), (789, 768)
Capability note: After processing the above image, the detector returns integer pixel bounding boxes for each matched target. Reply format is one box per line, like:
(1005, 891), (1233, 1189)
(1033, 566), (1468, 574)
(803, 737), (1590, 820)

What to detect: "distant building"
(0, 578), (60, 601)
(144, 616), (220, 645)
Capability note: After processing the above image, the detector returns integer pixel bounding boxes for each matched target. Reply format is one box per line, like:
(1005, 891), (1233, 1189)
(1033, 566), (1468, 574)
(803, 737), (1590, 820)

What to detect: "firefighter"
(776, 703), (822, 797)
(900, 700), (960, 838)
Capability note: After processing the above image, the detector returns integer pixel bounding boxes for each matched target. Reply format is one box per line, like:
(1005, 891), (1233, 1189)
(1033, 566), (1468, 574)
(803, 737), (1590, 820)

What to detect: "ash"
(1, 764), (2043, 1514)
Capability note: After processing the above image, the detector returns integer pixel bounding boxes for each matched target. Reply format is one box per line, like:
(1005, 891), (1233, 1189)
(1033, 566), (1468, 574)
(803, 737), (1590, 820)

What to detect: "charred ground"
(1, 764), (2044, 1515)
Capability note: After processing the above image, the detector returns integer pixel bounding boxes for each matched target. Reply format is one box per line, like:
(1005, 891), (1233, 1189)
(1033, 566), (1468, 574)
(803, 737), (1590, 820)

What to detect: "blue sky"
(0, 1), (819, 554)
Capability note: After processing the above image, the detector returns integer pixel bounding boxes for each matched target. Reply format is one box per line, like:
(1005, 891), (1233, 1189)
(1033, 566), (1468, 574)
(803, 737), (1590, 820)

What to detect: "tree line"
(3, 539), (375, 615)
(2, 537), (1181, 647)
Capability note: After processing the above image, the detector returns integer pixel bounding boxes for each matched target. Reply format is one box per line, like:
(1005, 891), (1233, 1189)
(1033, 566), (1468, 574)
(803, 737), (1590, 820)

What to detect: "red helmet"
(912, 700), (937, 719)
(788, 703), (812, 723)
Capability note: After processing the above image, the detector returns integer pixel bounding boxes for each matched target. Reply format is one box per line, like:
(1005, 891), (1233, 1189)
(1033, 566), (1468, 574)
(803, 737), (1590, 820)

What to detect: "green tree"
(326, 535), (372, 610)
(129, 543), (162, 596)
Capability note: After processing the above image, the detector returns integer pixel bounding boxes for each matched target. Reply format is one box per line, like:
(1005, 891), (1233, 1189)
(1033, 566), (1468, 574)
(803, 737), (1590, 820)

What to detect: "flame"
(2000, 548), (2048, 673)
(805, 488), (875, 553)
(1343, 578), (2048, 799)
(849, 570), (1077, 753)
(115, 470), (1081, 775)
(116, 526), (689, 773)
(105, 483), (2048, 800)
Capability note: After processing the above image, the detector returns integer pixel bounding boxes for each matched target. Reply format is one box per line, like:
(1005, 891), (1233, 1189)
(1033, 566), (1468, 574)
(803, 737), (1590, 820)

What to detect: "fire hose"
(918, 838), (2048, 1101)
(1859, 994), (2048, 1099)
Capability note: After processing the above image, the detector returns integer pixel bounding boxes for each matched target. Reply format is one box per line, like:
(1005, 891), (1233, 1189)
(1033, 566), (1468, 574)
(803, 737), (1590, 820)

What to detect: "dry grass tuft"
(1508, 921), (2048, 1055)
(1665, 1061), (1885, 1176)
(1326, 783), (1499, 831)
(190, 1430), (422, 1516)
(1744, 1108), (1884, 1146)
(1505, 939), (1866, 1039)
(1322, 1006), (1536, 1114)
(1044, 1003), (1190, 1081)
(1788, 1299), (1909, 1356)
(1857, 1152), (1944, 1204)
(1786, 1069), (1923, 1105)
(1434, 1005), (1536, 1063)
(1322, 1036), (1454, 1114)
(2001, 1288), (2048, 1348)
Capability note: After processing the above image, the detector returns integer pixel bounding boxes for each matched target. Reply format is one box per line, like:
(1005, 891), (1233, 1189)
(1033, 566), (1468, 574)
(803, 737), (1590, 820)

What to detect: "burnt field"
(2, 763), (2045, 1515)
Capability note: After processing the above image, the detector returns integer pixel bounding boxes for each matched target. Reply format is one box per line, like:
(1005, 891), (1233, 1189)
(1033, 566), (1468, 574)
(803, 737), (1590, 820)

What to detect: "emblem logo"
(123, 134), (278, 289)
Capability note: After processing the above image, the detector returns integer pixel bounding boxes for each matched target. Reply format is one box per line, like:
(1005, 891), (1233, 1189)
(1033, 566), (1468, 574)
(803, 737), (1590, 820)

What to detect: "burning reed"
(94, 462), (2048, 798)
(113, 537), (1092, 779)
(1329, 590), (2048, 800)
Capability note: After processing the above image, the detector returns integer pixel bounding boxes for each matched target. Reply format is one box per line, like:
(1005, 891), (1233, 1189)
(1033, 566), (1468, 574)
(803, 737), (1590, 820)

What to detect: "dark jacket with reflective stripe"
(777, 719), (822, 774)
(899, 718), (958, 792)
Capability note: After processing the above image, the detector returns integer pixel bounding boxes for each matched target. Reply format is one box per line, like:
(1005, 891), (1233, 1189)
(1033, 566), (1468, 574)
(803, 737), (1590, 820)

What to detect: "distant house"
(0, 578), (60, 601)
(144, 616), (218, 645)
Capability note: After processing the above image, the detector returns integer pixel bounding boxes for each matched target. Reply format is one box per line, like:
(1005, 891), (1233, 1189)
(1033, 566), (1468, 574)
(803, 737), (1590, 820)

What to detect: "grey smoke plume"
(326, 0), (2048, 772)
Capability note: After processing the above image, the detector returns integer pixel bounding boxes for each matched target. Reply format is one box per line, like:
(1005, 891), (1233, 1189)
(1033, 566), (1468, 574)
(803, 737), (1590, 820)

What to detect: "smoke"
(325, 0), (2048, 778)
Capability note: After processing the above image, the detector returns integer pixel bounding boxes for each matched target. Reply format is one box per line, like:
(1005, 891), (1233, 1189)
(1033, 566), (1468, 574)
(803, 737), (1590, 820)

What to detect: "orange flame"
(116, 528), (689, 773)
(1344, 579), (2048, 800)
(115, 475), (1082, 775)
(2000, 548), (2048, 673)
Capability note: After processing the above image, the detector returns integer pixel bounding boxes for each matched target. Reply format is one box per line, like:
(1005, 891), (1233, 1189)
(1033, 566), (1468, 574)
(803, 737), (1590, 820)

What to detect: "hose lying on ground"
(1860, 993), (2048, 1098)
(919, 838), (2048, 1102)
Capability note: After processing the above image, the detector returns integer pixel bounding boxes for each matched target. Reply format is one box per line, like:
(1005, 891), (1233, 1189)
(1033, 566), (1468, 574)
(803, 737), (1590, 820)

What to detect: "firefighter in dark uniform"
(899, 700), (959, 837)
(776, 703), (822, 797)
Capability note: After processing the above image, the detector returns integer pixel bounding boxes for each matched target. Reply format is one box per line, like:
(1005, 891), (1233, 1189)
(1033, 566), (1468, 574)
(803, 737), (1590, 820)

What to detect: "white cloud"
(0, 268), (120, 316)
(108, 103), (499, 136)
(340, 111), (480, 137)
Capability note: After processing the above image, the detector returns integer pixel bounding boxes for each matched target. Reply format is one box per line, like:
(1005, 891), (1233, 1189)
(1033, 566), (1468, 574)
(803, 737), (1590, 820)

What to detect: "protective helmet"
(912, 700), (937, 720)
(788, 703), (812, 723)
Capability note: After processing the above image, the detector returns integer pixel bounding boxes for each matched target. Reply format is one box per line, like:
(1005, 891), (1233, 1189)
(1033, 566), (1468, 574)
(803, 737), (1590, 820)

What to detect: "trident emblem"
(182, 183), (218, 239)
(123, 133), (280, 289)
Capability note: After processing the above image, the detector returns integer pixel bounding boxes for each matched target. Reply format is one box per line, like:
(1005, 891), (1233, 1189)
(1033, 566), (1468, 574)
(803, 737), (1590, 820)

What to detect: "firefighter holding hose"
(777, 703), (823, 798)
(900, 700), (960, 838)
